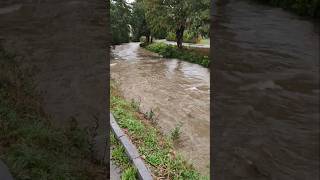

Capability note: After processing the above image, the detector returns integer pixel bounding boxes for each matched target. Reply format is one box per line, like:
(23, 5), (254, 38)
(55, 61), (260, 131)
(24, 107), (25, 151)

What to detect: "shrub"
(144, 43), (210, 67)
(166, 31), (200, 43)
(171, 123), (183, 141)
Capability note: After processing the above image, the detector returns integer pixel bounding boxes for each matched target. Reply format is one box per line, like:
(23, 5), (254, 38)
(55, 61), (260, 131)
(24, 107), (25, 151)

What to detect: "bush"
(166, 31), (200, 44)
(140, 36), (146, 42)
(144, 43), (210, 67)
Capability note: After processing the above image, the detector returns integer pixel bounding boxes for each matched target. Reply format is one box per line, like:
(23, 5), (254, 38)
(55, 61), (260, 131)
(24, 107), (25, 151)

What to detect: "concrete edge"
(110, 113), (153, 180)
(0, 160), (14, 180)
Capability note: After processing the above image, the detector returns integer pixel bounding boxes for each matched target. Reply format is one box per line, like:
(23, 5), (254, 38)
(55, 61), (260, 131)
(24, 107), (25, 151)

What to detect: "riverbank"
(0, 47), (107, 179)
(110, 80), (208, 179)
(142, 42), (210, 67)
(111, 42), (210, 175)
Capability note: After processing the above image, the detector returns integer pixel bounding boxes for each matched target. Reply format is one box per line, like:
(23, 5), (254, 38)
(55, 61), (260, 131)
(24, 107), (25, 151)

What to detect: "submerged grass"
(110, 80), (208, 179)
(143, 42), (210, 68)
(0, 46), (106, 179)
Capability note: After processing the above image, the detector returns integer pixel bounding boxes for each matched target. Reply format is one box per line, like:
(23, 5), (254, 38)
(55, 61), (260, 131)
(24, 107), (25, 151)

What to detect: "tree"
(144, 0), (209, 48)
(111, 0), (131, 45)
(130, 0), (151, 42)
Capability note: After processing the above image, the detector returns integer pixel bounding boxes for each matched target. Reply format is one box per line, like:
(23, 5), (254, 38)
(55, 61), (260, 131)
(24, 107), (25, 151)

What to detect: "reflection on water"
(111, 43), (210, 175)
(212, 0), (319, 179)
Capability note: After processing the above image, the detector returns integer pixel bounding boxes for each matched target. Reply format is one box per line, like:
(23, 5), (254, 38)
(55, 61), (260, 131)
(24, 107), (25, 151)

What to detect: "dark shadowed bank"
(0, 0), (109, 179)
(0, 46), (107, 179)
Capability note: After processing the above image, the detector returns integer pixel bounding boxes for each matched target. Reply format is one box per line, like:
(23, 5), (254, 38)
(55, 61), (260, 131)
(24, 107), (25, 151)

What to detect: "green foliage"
(145, 43), (210, 67)
(170, 123), (183, 141)
(111, 0), (131, 44)
(130, 0), (151, 42)
(143, 0), (210, 46)
(110, 81), (207, 179)
(130, 99), (141, 112)
(110, 133), (138, 179)
(121, 167), (138, 180)
(166, 31), (200, 43)
(144, 108), (158, 124)
(254, 0), (320, 17)
(0, 47), (105, 179)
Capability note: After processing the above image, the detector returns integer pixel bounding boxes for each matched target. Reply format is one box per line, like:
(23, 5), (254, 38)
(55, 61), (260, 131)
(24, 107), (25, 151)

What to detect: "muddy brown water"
(212, 0), (319, 179)
(111, 42), (210, 175)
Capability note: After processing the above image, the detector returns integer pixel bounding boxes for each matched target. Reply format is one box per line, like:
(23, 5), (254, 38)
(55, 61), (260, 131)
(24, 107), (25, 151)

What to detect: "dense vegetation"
(0, 46), (106, 179)
(110, 81), (208, 179)
(144, 43), (210, 67)
(166, 31), (201, 44)
(111, 0), (210, 47)
(130, 0), (152, 42)
(111, 0), (131, 44)
(254, 0), (320, 17)
(143, 0), (210, 48)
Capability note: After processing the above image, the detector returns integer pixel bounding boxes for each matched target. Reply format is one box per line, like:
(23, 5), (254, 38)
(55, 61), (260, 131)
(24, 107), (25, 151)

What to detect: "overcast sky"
(126, 0), (135, 3)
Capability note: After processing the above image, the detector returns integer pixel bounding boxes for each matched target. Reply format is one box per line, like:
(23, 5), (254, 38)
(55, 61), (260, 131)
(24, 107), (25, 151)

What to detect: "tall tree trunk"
(151, 36), (153, 43)
(146, 35), (150, 43)
(176, 25), (185, 49)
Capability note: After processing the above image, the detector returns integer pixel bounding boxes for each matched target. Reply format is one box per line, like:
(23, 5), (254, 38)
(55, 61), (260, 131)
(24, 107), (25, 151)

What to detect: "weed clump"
(130, 98), (141, 112)
(170, 122), (183, 141)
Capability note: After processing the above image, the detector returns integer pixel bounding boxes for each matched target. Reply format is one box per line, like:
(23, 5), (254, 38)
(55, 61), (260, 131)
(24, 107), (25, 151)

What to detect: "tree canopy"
(111, 0), (131, 45)
(111, 0), (210, 47)
(143, 0), (210, 48)
(130, 0), (151, 42)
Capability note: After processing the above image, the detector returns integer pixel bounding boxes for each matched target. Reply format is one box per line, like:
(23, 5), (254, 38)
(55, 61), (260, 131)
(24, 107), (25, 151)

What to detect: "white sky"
(126, 0), (135, 3)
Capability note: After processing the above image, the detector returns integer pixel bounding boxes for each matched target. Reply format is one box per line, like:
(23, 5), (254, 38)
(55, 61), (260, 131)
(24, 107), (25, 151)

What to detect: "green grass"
(110, 133), (139, 180)
(0, 46), (106, 179)
(121, 167), (138, 180)
(110, 80), (208, 179)
(143, 42), (210, 68)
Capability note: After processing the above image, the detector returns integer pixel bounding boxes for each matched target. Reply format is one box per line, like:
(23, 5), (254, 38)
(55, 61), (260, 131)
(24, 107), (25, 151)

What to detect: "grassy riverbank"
(142, 42), (210, 68)
(253, 0), (320, 17)
(110, 80), (208, 179)
(111, 133), (137, 179)
(0, 47), (106, 179)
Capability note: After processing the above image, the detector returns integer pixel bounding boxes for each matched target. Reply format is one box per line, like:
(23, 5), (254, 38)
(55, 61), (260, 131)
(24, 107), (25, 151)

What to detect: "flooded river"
(212, 0), (319, 179)
(111, 43), (210, 175)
